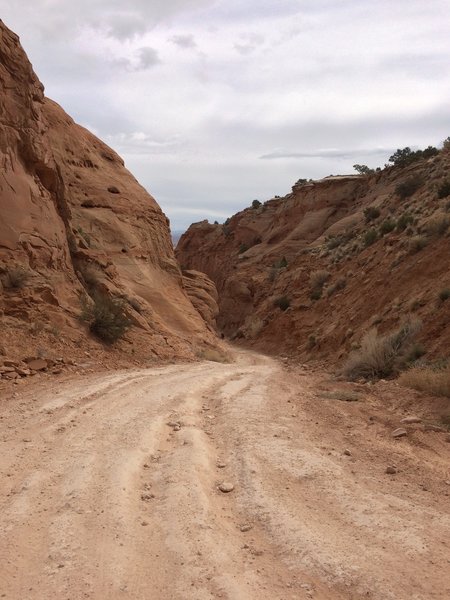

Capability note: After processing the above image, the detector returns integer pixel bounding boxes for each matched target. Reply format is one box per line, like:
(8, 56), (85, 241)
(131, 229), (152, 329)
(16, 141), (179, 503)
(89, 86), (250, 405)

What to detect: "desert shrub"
(81, 293), (131, 343)
(309, 270), (330, 300)
(272, 256), (288, 269)
(406, 343), (426, 363)
(364, 206), (380, 222)
(268, 268), (277, 283)
(2, 265), (30, 289)
(81, 199), (95, 208)
(422, 146), (440, 159)
(409, 235), (428, 253)
(364, 228), (378, 246)
(251, 199), (261, 209)
(239, 243), (249, 254)
(327, 231), (355, 249)
(426, 214), (449, 236)
(76, 226), (91, 247)
(78, 263), (101, 289)
(388, 146), (438, 167)
(439, 288), (450, 302)
(395, 176), (423, 199)
(307, 334), (316, 348)
(310, 270), (330, 289)
(274, 296), (290, 311)
(396, 213), (414, 232)
(437, 180), (450, 199)
(326, 278), (347, 297)
(327, 236), (342, 250)
(353, 164), (374, 175)
(341, 319), (421, 380)
(29, 321), (45, 335)
(399, 365), (450, 397)
(379, 219), (396, 235)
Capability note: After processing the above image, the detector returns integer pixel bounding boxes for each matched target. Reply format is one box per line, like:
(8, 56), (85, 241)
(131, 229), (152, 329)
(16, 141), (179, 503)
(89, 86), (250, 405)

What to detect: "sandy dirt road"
(0, 350), (449, 600)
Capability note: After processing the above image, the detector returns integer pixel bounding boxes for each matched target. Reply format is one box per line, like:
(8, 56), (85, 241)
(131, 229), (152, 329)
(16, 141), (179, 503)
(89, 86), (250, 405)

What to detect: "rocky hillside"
(0, 20), (219, 372)
(177, 147), (450, 365)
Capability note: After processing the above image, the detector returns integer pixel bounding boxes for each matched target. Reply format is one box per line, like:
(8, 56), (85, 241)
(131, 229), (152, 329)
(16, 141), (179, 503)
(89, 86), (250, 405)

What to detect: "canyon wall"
(0, 20), (218, 365)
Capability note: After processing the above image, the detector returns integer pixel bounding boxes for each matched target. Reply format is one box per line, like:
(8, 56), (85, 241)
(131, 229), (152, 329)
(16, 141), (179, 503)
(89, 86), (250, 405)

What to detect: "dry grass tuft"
(310, 270), (330, 289)
(399, 366), (450, 398)
(341, 319), (421, 380)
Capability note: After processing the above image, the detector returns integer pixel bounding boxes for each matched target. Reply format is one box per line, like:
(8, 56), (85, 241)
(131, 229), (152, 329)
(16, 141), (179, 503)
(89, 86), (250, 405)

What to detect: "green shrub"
(81, 293), (131, 343)
(388, 146), (438, 167)
(396, 213), (414, 232)
(379, 219), (396, 235)
(310, 288), (322, 301)
(439, 288), (450, 302)
(353, 164), (374, 175)
(395, 176), (423, 199)
(364, 228), (378, 246)
(239, 243), (249, 254)
(307, 334), (316, 348)
(251, 199), (261, 209)
(364, 206), (380, 222)
(437, 180), (450, 199)
(273, 257), (288, 269)
(274, 296), (290, 311)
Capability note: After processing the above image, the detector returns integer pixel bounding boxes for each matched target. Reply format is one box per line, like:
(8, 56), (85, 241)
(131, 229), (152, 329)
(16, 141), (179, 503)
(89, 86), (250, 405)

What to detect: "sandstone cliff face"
(0, 20), (218, 363)
(177, 151), (450, 363)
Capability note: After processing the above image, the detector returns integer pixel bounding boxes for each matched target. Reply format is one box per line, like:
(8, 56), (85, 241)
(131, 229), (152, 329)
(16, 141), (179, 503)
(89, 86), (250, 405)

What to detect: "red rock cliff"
(0, 20), (218, 363)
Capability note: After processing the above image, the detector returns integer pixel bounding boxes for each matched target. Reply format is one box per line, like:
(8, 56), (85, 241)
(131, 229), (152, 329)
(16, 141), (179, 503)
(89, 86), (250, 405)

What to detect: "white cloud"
(0, 0), (449, 229)
(170, 34), (197, 49)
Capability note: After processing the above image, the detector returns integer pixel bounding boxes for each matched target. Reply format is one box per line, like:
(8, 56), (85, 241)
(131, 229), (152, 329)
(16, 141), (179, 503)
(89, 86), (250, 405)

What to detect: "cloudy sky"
(1, 1), (449, 230)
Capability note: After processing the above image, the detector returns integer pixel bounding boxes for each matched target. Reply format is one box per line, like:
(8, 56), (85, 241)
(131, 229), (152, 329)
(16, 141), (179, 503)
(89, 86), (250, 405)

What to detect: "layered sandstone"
(177, 150), (450, 363)
(0, 20), (218, 363)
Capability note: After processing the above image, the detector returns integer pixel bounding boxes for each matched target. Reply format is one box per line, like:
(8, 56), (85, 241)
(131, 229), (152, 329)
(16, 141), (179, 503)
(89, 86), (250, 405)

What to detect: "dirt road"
(1, 351), (449, 599)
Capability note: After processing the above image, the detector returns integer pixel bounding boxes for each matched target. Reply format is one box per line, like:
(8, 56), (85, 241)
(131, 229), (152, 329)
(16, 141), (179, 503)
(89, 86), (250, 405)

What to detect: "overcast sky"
(1, 1), (449, 230)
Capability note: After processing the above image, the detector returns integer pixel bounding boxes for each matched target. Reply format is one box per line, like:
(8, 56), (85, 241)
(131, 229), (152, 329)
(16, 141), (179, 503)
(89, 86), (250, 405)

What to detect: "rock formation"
(177, 150), (450, 363)
(0, 20), (218, 366)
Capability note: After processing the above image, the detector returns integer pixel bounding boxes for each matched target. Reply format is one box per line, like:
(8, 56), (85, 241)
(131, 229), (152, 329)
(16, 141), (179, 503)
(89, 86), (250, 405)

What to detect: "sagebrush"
(81, 293), (131, 343)
(341, 319), (422, 380)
